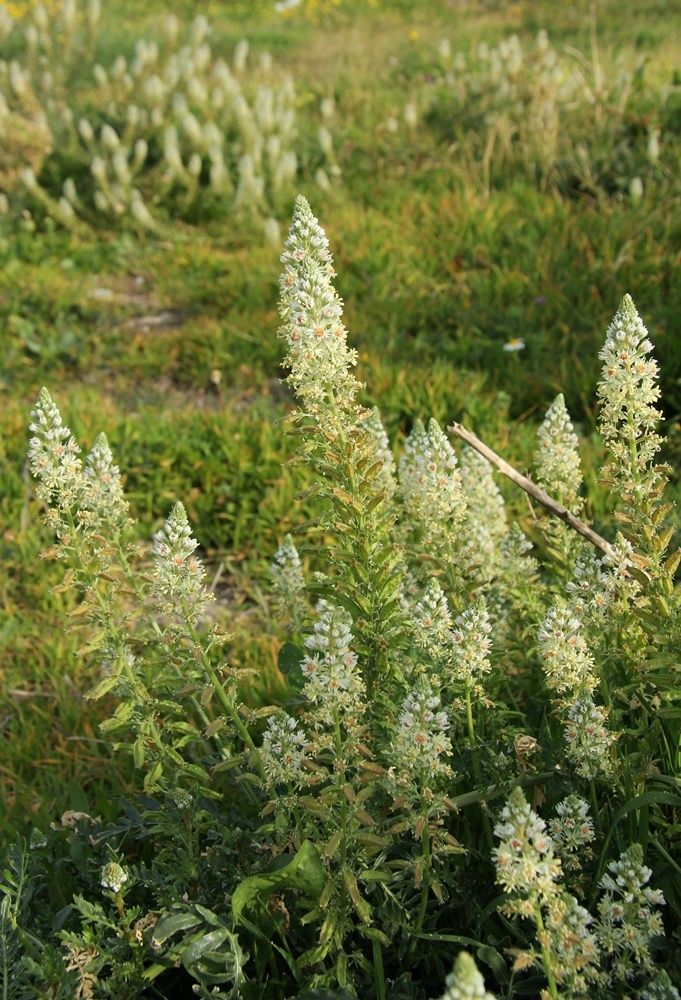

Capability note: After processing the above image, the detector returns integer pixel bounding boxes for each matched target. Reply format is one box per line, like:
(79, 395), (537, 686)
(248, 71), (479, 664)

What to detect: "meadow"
(1, 0), (681, 996)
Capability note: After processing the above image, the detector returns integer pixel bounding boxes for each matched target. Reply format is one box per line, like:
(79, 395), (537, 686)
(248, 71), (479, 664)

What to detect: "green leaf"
(232, 840), (324, 930)
(278, 642), (305, 690)
(152, 910), (202, 945)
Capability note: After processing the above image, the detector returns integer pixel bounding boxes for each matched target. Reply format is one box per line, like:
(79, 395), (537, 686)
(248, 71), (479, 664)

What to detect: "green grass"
(1, 0), (680, 837)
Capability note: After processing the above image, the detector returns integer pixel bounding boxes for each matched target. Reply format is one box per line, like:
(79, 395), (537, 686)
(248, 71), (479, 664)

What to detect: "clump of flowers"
(152, 501), (211, 624)
(534, 393), (583, 513)
(494, 787), (601, 996)
(440, 951), (496, 1000)
(260, 712), (310, 790)
(548, 795), (595, 871)
(301, 601), (365, 727)
(0, 5), (338, 233)
(537, 600), (597, 695)
(278, 194), (358, 413)
(399, 417), (467, 545)
(597, 844), (666, 984)
(563, 696), (615, 780)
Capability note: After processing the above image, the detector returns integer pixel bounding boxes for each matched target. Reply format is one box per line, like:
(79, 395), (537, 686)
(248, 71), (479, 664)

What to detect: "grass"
(1, 0), (680, 837)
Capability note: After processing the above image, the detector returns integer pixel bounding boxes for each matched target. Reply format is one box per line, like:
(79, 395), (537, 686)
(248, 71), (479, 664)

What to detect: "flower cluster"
(440, 951), (496, 1000)
(28, 387), (84, 515)
(29, 388), (128, 543)
(563, 696), (615, 780)
(271, 534), (305, 606)
(566, 549), (614, 621)
(152, 502), (210, 623)
(494, 788), (600, 993)
(460, 447), (507, 580)
(391, 685), (452, 785)
(100, 861), (129, 894)
(494, 786), (561, 905)
(450, 599), (492, 691)
(301, 601), (365, 725)
(399, 418), (467, 543)
(597, 295), (663, 504)
(260, 712), (309, 790)
(597, 844), (666, 983)
(548, 795), (594, 871)
(537, 601), (597, 696)
(278, 194), (358, 412)
(534, 394), (583, 513)
(83, 432), (128, 526)
(410, 580), (453, 659)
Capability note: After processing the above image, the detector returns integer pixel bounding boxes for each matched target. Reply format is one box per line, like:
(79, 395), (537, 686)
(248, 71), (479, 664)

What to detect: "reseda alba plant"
(4, 196), (680, 998)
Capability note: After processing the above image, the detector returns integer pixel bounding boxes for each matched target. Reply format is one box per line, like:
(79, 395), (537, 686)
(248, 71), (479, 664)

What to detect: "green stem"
(534, 907), (559, 1000)
(372, 938), (385, 1000)
(465, 682), (494, 852)
(182, 609), (262, 772)
(413, 814), (431, 946)
(333, 709), (349, 869)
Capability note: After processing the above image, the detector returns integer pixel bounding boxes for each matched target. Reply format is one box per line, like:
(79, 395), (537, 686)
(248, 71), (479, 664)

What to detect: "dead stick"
(449, 422), (615, 559)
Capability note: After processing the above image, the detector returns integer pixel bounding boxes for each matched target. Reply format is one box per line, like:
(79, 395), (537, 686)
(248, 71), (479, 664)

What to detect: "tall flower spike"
(563, 696), (615, 780)
(28, 388), (84, 512)
(534, 394), (583, 513)
(538, 600), (597, 696)
(391, 683), (452, 784)
(399, 418), (467, 541)
(301, 601), (365, 726)
(460, 446), (507, 579)
(260, 712), (309, 790)
(152, 502), (210, 623)
(440, 952), (496, 1000)
(271, 534), (305, 602)
(278, 195), (358, 412)
(83, 432), (128, 525)
(450, 598), (493, 690)
(597, 295), (662, 502)
(597, 843), (666, 983)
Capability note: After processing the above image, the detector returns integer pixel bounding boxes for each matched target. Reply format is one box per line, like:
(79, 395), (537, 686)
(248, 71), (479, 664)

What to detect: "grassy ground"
(1, 0), (680, 836)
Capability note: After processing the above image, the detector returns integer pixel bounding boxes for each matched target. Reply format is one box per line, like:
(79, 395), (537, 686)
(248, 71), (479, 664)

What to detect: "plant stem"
(372, 938), (385, 1000)
(534, 907), (559, 1000)
(465, 682), (494, 852)
(413, 814), (431, 946)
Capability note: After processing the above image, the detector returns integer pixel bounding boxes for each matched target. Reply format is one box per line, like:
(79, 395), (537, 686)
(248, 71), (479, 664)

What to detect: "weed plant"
(2, 197), (680, 999)
(0, 1), (338, 235)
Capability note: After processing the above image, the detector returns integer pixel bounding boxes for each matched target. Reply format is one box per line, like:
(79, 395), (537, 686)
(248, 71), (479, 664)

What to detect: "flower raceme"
(598, 294), (662, 499)
(399, 417), (467, 543)
(535, 393), (583, 514)
(152, 501), (211, 624)
(278, 194), (358, 413)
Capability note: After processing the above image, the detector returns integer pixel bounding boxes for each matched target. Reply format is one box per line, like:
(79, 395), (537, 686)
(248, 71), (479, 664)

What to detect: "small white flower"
(502, 338), (525, 352)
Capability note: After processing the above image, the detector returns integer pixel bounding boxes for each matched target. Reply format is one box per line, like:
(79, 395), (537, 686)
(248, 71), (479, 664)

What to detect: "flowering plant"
(2, 196), (680, 998)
